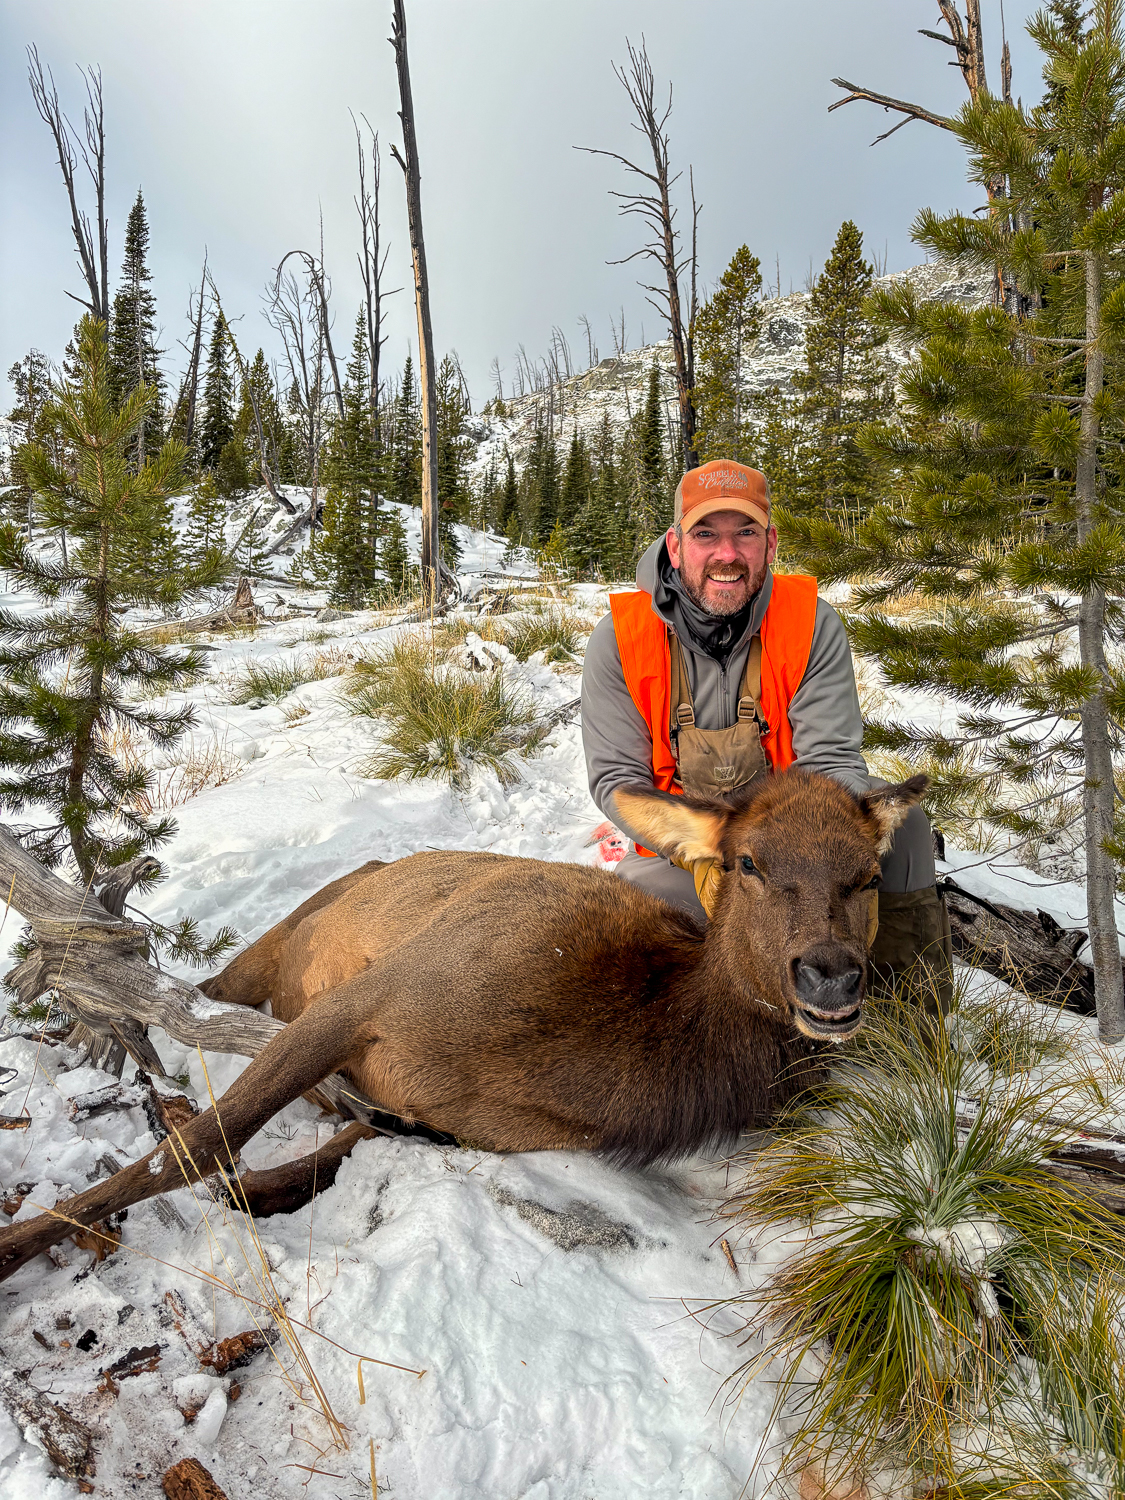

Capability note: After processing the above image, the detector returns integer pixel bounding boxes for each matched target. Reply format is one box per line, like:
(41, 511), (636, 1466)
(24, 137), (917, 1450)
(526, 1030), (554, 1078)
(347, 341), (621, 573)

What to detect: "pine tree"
(235, 349), (285, 491)
(389, 355), (421, 508)
(694, 246), (764, 463)
(0, 316), (225, 879)
(626, 366), (668, 554)
(789, 220), (892, 516)
(5, 349), (53, 530)
(379, 506), (411, 595)
(436, 354), (469, 567)
(183, 471), (227, 567)
(199, 314), (235, 475)
(110, 190), (164, 464)
(782, 2), (1125, 1040)
(523, 423), (560, 543)
(497, 450), (520, 536)
(321, 311), (381, 605)
(560, 430), (592, 528)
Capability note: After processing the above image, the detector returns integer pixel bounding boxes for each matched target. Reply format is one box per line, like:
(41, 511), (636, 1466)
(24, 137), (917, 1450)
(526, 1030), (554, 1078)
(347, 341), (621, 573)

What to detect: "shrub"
(721, 998), (1125, 1491)
(347, 634), (538, 789)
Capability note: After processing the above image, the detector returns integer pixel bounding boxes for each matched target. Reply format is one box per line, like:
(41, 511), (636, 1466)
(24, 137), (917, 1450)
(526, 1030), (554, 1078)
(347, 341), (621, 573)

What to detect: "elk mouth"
(790, 956), (865, 1042)
(792, 1000), (864, 1041)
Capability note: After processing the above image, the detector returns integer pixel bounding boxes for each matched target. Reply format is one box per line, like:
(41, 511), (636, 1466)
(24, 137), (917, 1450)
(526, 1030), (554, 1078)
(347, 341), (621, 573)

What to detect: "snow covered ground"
(1, 506), (1122, 1499)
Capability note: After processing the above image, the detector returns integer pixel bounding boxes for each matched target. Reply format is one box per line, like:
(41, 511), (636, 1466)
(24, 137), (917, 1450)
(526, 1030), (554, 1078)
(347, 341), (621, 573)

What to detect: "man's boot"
(869, 886), (954, 1017)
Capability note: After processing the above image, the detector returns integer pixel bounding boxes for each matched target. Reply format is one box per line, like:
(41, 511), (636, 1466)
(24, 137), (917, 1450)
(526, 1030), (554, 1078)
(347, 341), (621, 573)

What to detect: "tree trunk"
(1077, 249), (1125, 1043)
(391, 0), (441, 606)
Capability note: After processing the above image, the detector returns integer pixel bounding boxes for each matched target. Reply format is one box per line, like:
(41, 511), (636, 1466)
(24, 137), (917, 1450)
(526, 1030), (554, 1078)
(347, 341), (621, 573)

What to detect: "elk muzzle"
(791, 947), (865, 1041)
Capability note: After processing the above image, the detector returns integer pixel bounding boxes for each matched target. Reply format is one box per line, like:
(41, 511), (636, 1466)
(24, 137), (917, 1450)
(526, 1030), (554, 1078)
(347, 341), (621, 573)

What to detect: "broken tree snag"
(162, 1457), (230, 1500)
(940, 876), (1099, 1015)
(390, 0), (441, 606)
(225, 1121), (376, 1218)
(148, 575), (262, 636)
(0, 819), (373, 1120)
(0, 1363), (94, 1479)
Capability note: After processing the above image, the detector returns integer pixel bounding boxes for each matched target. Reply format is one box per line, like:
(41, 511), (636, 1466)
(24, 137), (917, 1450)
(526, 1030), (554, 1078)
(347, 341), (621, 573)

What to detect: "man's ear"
(612, 786), (725, 864)
(858, 775), (929, 854)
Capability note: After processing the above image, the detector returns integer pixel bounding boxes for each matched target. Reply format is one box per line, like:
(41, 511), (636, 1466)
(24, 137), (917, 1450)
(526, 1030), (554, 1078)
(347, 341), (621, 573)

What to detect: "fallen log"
(940, 875), (1099, 1015)
(145, 576), (262, 637)
(0, 819), (375, 1121)
(0, 1360), (94, 1479)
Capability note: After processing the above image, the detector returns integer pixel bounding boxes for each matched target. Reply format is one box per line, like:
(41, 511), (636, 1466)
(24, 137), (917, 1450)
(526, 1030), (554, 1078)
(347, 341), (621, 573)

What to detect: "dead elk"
(0, 770), (925, 1281)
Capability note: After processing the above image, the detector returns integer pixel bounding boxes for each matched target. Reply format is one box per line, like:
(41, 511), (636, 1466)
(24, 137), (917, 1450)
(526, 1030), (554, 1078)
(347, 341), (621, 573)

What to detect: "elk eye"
(863, 875), (881, 891)
(740, 855), (762, 880)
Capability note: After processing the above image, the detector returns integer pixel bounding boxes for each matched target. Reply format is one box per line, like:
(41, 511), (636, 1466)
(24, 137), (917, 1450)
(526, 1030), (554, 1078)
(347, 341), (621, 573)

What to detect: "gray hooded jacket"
(581, 537), (870, 848)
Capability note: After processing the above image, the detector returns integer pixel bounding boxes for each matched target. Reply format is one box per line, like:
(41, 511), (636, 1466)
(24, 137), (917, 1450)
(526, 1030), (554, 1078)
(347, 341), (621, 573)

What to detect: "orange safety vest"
(609, 574), (819, 844)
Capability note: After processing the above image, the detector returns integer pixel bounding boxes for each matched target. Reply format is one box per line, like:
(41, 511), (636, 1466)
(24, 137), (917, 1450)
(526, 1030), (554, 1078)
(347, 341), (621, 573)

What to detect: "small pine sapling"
(0, 315), (227, 892)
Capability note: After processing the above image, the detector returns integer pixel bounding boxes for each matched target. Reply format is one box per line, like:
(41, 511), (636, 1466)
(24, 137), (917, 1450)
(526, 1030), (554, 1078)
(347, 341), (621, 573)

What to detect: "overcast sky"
(1, 1), (1044, 408)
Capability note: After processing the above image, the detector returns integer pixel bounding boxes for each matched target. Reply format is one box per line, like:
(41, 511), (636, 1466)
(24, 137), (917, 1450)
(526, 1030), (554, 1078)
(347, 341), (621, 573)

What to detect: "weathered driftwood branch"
(940, 876), (1102, 1015)
(147, 576), (261, 637)
(0, 821), (372, 1121)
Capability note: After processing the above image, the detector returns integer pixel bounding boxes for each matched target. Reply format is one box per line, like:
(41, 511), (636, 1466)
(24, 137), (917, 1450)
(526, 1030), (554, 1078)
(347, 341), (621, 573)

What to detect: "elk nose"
(792, 961), (863, 1010)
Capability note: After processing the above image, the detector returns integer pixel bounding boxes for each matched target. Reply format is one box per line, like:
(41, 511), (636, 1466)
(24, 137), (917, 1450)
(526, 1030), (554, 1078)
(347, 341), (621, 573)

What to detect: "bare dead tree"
(829, 2), (993, 145)
(207, 277), (283, 507)
(264, 264), (327, 523)
(828, 1), (1023, 308)
(27, 47), (110, 322)
(165, 259), (207, 449)
(352, 114), (398, 424)
(390, 0), (442, 603)
(271, 248), (344, 421)
(578, 314), (599, 370)
(579, 38), (698, 470)
(489, 356), (504, 403)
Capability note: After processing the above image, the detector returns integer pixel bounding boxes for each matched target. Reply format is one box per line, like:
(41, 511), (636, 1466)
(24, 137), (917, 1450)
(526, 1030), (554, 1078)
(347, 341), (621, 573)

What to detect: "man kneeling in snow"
(579, 458), (951, 1000)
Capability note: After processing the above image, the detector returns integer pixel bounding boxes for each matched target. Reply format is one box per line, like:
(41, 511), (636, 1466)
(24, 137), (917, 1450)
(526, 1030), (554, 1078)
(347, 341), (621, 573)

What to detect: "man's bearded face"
(666, 510), (778, 617)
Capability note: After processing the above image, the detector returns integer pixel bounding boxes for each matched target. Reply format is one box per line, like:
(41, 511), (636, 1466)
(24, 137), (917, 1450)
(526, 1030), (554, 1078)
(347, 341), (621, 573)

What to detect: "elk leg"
(0, 987), (377, 1283)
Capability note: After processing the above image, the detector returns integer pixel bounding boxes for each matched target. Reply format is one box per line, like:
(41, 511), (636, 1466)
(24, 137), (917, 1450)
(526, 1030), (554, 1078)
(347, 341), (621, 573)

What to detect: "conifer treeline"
(481, 217), (894, 579)
(6, 193), (895, 595)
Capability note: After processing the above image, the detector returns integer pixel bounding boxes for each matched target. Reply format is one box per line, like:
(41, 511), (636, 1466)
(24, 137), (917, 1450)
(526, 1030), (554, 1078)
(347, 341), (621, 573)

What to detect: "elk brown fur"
(0, 769), (924, 1281)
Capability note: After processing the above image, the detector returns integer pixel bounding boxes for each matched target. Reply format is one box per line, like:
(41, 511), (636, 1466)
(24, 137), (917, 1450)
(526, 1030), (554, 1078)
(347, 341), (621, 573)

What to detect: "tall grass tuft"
(223, 648), (351, 707)
(433, 607), (587, 665)
(721, 997), (1125, 1491)
(347, 634), (537, 789)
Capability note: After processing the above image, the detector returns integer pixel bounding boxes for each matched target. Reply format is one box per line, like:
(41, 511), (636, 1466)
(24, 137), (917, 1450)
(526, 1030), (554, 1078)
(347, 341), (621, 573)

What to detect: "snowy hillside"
(1, 507), (1122, 1499)
(470, 260), (989, 473)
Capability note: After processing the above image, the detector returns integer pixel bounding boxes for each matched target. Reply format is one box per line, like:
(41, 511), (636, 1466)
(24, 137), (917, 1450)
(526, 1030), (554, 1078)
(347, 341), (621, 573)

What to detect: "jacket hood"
(635, 535), (774, 661)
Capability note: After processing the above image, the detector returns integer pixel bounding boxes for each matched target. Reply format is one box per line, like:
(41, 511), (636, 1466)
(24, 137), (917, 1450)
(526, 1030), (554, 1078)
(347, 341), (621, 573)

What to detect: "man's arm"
(580, 612), (658, 846)
(788, 597), (870, 794)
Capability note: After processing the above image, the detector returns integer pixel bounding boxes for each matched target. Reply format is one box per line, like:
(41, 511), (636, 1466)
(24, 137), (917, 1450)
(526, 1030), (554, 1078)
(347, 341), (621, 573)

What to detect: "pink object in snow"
(586, 820), (627, 867)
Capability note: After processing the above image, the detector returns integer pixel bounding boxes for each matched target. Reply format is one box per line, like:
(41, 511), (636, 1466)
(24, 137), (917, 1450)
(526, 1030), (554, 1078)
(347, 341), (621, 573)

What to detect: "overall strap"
(667, 630), (695, 745)
(737, 636), (767, 730)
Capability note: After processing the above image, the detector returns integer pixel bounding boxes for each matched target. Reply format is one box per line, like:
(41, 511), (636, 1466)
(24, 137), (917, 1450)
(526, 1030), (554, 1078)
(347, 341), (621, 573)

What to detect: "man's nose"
(710, 535), (739, 562)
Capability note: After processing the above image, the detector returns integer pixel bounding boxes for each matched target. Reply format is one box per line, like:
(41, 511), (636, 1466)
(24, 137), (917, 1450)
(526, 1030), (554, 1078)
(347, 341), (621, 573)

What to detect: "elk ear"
(858, 774), (929, 854)
(611, 786), (726, 864)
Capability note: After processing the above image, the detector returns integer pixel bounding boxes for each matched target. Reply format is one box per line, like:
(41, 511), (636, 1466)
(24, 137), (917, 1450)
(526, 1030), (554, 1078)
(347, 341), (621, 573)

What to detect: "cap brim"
(679, 496), (770, 532)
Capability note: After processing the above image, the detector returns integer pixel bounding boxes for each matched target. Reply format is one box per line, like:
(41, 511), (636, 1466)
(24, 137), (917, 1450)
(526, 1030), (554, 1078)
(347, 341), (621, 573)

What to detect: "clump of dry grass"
(97, 723), (245, 811)
(432, 607), (587, 665)
(347, 633), (538, 789)
(222, 647), (351, 707)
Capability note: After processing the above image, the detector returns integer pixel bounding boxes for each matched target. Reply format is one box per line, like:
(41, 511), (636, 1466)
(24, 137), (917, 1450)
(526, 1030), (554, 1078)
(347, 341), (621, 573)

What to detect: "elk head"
(613, 770), (928, 1042)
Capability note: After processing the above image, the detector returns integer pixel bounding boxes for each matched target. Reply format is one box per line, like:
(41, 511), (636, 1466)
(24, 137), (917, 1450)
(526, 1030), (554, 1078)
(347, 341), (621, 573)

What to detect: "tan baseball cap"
(674, 460), (770, 532)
